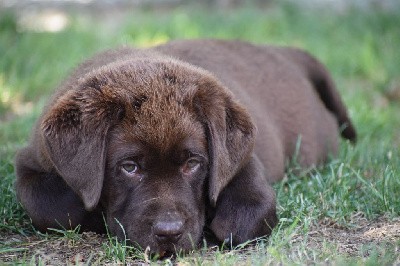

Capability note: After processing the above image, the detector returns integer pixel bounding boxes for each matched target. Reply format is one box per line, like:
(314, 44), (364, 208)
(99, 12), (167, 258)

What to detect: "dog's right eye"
(181, 158), (201, 175)
(121, 161), (139, 174)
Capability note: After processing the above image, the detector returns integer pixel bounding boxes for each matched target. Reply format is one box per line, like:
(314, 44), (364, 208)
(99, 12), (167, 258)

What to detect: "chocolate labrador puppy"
(15, 39), (356, 255)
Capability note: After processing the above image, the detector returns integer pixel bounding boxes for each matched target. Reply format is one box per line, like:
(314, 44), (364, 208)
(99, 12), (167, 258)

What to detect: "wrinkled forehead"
(120, 95), (205, 153)
(92, 59), (210, 155)
(107, 87), (206, 157)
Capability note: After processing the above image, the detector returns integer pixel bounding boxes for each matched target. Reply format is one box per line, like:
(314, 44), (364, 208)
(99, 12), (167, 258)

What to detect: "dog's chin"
(153, 243), (187, 259)
(128, 234), (202, 258)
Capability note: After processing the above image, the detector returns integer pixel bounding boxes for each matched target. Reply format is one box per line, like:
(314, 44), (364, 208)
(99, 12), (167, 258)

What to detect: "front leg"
(209, 156), (278, 245)
(15, 147), (105, 233)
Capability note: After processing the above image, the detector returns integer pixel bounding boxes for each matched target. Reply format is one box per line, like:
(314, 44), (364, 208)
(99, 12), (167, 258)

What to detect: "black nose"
(153, 220), (184, 243)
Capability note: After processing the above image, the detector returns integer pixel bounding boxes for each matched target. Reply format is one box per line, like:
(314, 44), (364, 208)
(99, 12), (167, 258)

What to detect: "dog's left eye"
(182, 158), (201, 174)
(121, 161), (139, 174)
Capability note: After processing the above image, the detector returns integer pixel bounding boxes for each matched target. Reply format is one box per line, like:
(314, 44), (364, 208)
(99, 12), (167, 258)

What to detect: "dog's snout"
(153, 220), (184, 243)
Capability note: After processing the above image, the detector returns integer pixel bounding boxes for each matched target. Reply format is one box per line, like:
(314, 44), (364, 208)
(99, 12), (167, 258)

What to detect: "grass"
(1, 2), (400, 264)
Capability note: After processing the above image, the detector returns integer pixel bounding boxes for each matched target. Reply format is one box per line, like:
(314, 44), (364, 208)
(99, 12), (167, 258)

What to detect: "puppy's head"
(41, 58), (255, 254)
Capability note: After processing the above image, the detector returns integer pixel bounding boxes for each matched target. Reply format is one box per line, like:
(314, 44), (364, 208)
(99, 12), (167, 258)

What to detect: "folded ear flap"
(41, 79), (125, 211)
(193, 81), (256, 207)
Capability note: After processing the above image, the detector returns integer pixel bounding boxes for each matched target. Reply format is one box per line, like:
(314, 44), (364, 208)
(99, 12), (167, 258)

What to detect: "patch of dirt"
(292, 213), (400, 258)
(0, 232), (111, 265)
(1, 215), (399, 264)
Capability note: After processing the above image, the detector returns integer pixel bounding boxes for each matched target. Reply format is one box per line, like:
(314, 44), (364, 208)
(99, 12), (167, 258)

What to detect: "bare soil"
(0, 232), (109, 265)
(293, 214), (400, 260)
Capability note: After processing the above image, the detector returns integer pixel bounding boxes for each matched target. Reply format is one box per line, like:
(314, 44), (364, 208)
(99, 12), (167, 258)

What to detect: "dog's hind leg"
(281, 47), (357, 142)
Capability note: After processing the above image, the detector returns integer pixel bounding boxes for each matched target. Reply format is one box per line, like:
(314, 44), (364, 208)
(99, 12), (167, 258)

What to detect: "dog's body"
(15, 39), (355, 254)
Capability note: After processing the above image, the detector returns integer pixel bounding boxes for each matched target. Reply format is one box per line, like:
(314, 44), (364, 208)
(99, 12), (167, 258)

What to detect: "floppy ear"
(193, 81), (256, 206)
(41, 78), (125, 211)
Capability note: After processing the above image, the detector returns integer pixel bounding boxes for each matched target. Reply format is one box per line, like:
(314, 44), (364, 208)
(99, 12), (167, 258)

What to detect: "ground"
(0, 1), (399, 265)
(1, 215), (399, 265)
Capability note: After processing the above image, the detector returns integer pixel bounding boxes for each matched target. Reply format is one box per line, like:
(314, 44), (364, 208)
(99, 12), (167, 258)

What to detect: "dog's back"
(155, 39), (356, 181)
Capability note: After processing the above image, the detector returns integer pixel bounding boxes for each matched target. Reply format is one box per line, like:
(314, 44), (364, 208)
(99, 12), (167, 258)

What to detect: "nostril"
(153, 220), (184, 243)
(155, 233), (182, 243)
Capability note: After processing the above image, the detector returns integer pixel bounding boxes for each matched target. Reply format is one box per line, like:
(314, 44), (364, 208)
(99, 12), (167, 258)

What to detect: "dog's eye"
(121, 162), (139, 174)
(182, 158), (201, 174)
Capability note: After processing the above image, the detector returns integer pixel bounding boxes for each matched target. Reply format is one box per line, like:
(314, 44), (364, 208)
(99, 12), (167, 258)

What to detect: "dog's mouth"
(157, 249), (176, 259)
(148, 245), (185, 260)
(146, 234), (203, 260)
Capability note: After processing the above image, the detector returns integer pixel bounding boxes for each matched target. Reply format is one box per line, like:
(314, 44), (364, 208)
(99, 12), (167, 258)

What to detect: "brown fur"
(15, 39), (356, 254)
